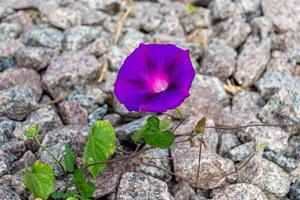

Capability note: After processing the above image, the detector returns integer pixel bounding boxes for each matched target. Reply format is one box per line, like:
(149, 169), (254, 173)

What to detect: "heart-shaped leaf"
(195, 117), (206, 134)
(73, 168), (95, 199)
(24, 160), (54, 199)
(24, 124), (40, 138)
(64, 144), (75, 173)
(83, 121), (116, 178)
(141, 116), (174, 149)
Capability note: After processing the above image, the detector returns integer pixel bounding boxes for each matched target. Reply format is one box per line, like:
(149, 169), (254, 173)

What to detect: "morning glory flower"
(114, 43), (195, 113)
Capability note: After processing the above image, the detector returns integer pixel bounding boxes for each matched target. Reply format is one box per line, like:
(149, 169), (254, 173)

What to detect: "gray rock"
(80, 0), (122, 13)
(126, 2), (163, 32)
(214, 17), (251, 48)
(74, 4), (108, 25)
(212, 183), (268, 200)
(116, 172), (174, 200)
(108, 46), (127, 72)
(289, 184), (300, 200)
(63, 26), (102, 51)
(13, 105), (63, 151)
(218, 134), (241, 156)
(131, 148), (171, 180)
(191, 196), (208, 200)
(0, 6), (14, 20)
(88, 105), (108, 126)
(67, 87), (107, 113)
(234, 38), (271, 86)
(256, 71), (300, 100)
(0, 22), (22, 42)
(290, 163), (300, 184)
(47, 7), (82, 30)
(0, 154), (8, 176)
(0, 86), (37, 120)
(0, 40), (24, 60)
(251, 17), (274, 38)
(82, 31), (112, 57)
(209, 0), (234, 20)
(237, 156), (290, 199)
(113, 97), (148, 118)
(286, 135), (300, 158)
(115, 116), (149, 141)
(22, 25), (64, 49)
(58, 101), (88, 126)
(228, 142), (254, 162)
(40, 125), (88, 175)
(262, 0), (300, 32)
(42, 53), (103, 98)
(201, 40), (237, 80)
(232, 91), (265, 114)
(15, 46), (56, 71)
(240, 126), (289, 153)
(263, 151), (296, 172)
(181, 7), (211, 33)
(259, 88), (300, 135)
(0, 58), (17, 72)
(103, 113), (121, 126)
(1, 174), (25, 197)
(266, 51), (295, 75)
(2, 10), (33, 31)
(10, 150), (36, 174)
(0, 68), (42, 100)
(173, 181), (196, 200)
(236, 0), (261, 13)
(0, 179), (20, 200)
(156, 15), (184, 37)
(99, 71), (117, 93)
(0, 118), (16, 145)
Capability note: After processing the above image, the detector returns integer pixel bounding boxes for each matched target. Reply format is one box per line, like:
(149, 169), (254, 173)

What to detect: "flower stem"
(33, 137), (67, 177)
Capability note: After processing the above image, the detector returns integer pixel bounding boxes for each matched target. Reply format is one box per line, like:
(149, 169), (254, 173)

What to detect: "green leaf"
(64, 144), (75, 173)
(186, 3), (197, 14)
(142, 116), (174, 149)
(24, 160), (54, 199)
(51, 191), (76, 199)
(24, 124), (40, 138)
(73, 168), (95, 199)
(195, 117), (206, 134)
(67, 197), (78, 200)
(159, 119), (171, 130)
(83, 121), (116, 178)
(257, 143), (267, 152)
(175, 108), (184, 120)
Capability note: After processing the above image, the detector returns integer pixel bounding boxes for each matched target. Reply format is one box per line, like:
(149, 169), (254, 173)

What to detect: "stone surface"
(131, 148), (171, 180)
(116, 172), (174, 200)
(0, 22), (22, 42)
(40, 125), (88, 175)
(259, 88), (300, 135)
(201, 39), (237, 80)
(209, 0), (234, 20)
(263, 150), (296, 172)
(126, 2), (163, 33)
(63, 26), (102, 51)
(251, 17), (274, 38)
(42, 53), (103, 98)
(228, 142), (254, 162)
(22, 25), (64, 49)
(262, 0), (300, 32)
(234, 38), (271, 86)
(218, 133), (241, 156)
(156, 15), (184, 37)
(103, 113), (121, 126)
(0, 179), (20, 200)
(0, 86), (37, 120)
(286, 135), (300, 159)
(236, 0), (261, 13)
(10, 150), (36, 174)
(239, 126), (289, 153)
(173, 181), (196, 200)
(181, 7), (211, 33)
(289, 184), (300, 200)
(212, 183), (268, 200)
(0, 68), (42, 100)
(15, 46), (55, 71)
(214, 17), (251, 48)
(58, 101), (88, 125)
(47, 7), (82, 30)
(232, 91), (265, 114)
(88, 105), (108, 126)
(255, 71), (300, 100)
(66, 87), (107, 113)
(237, 155), (290, 199)
(266, 51), (295, 75)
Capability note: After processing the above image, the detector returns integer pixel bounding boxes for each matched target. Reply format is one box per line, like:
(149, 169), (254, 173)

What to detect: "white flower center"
(153, 79), (168, 93)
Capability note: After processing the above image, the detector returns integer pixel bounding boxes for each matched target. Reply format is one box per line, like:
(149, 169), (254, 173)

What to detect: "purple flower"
(114, 43), (195, 113)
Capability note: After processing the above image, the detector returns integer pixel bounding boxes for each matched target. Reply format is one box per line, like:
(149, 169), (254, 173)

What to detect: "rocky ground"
(0, 0), (300, 199)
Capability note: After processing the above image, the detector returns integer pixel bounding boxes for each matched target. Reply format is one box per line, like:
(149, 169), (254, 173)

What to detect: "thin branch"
(195, 135), (203, 187)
